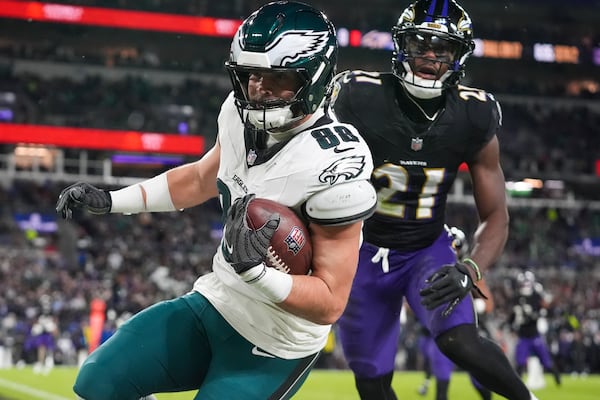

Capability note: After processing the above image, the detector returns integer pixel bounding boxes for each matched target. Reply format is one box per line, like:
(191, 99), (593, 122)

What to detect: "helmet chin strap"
(400, 58), (457, 99)
(247, 105), (302, 132)
(401, 70), (443, 99)
(244, 104), (325, 144)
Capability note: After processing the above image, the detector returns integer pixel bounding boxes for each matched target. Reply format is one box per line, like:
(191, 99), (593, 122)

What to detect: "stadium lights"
(111, 154), (184, 166)
(1, 123), (205, 155)
(0, 0), (593, 65)
(505, 178), (569, 198)
(0, 0), (241, 37)
(533, 43), (580, 64)
(506, 180), (534, 196)
(14, 144), (56, 169)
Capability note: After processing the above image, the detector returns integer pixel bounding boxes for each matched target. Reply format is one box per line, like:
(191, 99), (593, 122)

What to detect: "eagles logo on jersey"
(319, 156), (367, 185)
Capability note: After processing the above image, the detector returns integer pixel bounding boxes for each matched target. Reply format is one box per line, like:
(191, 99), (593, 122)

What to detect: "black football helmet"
(226, 1), (338, 131)
(392, 0), (475, 98)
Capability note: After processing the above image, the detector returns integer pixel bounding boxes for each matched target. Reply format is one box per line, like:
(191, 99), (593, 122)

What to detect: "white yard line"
(0, 377), (72, 400)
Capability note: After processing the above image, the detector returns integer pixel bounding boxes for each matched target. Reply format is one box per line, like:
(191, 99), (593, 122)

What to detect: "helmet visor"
(403, 31), (462, 64)
(226, 64), (309, 110)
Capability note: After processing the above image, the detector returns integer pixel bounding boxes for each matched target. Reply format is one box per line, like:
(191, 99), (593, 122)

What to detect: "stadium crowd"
(1, 70), (599, 180)
(32, 0), (598, 45)
(0, 181), (599, 376)
(2, 30), (598, 98)
(0, 0), (599, 388)
(0, 71), (224, 137)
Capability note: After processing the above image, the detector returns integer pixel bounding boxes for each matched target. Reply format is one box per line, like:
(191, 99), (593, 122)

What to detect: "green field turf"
(0, 367), (597, 399)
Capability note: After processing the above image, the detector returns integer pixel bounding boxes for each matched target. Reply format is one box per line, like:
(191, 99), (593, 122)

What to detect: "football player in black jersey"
(331, 1), (539, 399)
(510, 271), (561, 386)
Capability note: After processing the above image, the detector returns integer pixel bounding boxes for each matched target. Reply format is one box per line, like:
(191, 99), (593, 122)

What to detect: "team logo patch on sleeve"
(319, 155), (366, 184)
(284, 226), (306, 255)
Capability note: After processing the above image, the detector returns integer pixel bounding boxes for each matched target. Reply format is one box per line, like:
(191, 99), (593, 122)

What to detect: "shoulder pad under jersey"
(303, 180), (376, 226)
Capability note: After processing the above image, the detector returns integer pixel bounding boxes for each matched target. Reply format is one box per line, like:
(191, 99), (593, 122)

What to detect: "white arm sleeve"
(109, 172), (176, 214)
(303, 180), (376, 226)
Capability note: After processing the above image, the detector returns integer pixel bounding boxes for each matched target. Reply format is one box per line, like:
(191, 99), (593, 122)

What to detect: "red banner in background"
(0, 123), (204, 155)
(0, 0), (242, 36)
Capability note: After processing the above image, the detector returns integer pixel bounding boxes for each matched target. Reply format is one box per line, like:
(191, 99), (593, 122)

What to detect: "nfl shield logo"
(247, 149), (257, 165)
(284, 226), (306, 255)
(411, 137), (423, 151)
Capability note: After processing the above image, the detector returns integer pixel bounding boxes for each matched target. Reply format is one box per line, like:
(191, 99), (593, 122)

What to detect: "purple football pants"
(422, 334), (454, 380)
(515, 335), (554, 370)
(338, 232), (475, 378)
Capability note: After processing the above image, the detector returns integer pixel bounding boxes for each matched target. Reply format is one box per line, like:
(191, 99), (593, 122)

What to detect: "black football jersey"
(331, 71), (501, 250)
(510, 291), (544, 338)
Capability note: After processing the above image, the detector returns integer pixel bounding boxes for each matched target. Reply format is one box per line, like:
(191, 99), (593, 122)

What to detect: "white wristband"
(109, 184), (144, 214)
(109, 172), (176, 214)
(140, 172), (176, 212)
(240, 264), (293, 303)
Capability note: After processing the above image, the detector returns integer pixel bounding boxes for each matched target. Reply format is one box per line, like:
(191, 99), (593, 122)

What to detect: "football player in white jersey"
(55, 2), (376, 399)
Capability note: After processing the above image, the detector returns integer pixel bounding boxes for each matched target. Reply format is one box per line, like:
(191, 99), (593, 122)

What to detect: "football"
(246, 198), (312, 275)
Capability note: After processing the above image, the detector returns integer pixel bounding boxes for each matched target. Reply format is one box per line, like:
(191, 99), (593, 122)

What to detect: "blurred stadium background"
(0, 0), (599, 397)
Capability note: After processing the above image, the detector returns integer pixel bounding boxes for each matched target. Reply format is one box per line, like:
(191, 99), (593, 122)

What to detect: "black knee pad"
(355, 372), (397, 400)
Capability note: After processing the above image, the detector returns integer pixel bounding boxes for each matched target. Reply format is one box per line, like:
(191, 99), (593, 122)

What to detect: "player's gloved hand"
(223, 194), (280, 274)
(420, 261), (486, 317)
(56, 182), (112, 219)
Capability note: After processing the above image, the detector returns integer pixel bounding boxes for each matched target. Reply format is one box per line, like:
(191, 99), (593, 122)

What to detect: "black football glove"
(222, 194), (280, 274)
(56, 182), (112, 219)
(420, 261), (487, 317)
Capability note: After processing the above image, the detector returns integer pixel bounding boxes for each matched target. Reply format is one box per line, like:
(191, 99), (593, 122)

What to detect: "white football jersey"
(193, 92), (374, 359)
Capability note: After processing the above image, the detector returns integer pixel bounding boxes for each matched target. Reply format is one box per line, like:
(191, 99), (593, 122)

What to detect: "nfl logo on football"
(284, 226), (306, 255)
